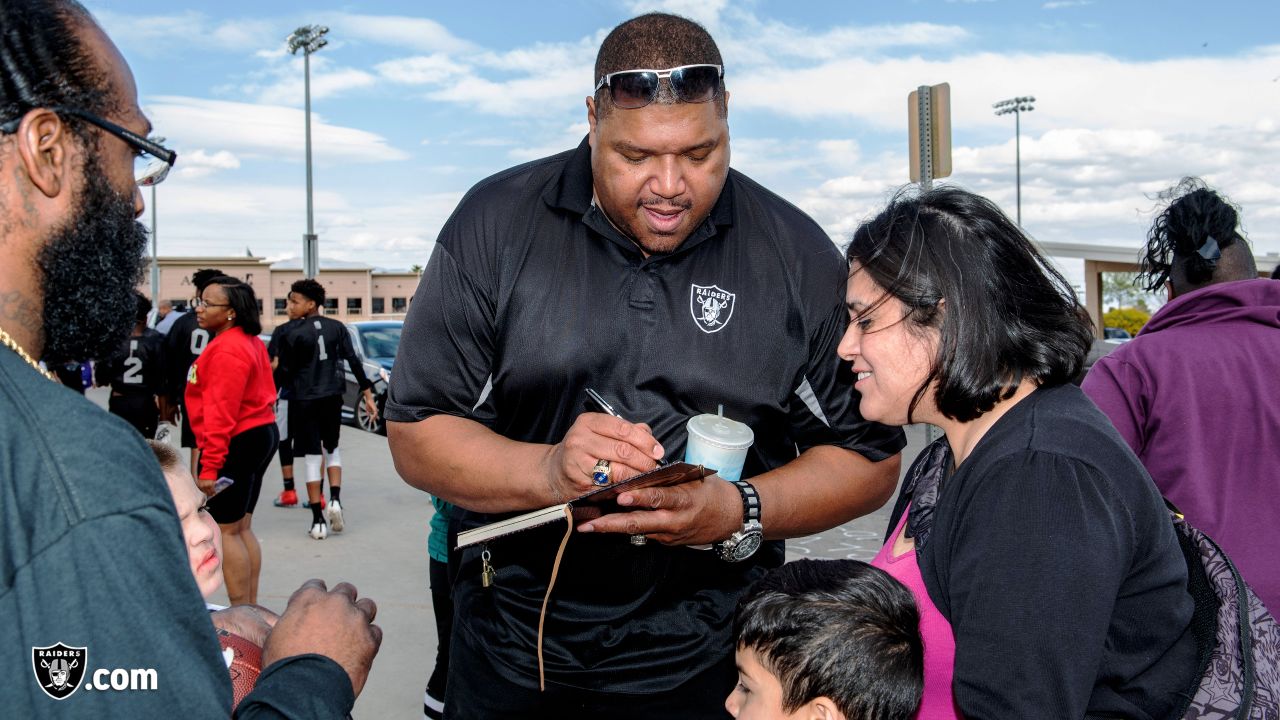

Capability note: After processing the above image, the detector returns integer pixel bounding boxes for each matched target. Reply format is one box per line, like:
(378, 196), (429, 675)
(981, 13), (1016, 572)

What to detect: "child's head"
(728, 559), (923, 720)
(149, 441), (224, 599)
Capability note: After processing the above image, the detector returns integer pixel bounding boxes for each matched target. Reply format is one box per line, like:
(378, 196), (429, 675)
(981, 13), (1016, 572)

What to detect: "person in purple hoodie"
(1083, 177), (1280, 614)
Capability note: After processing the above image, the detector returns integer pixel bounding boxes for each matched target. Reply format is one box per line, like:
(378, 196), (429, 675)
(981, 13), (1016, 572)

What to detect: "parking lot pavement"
(88, 388), (926, 718)
(208, 424), (434, 719)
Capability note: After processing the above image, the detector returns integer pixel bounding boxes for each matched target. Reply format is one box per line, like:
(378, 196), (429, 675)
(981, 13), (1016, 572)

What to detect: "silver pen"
(585, 387), (667, 467)
(585, 387), (620, 419)
(584, 387), (653, 545)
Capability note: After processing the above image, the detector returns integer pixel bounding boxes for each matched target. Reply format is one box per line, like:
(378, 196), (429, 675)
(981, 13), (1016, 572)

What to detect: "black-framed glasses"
(194, 299), (230, 310)
(0, 106), (177, 185)
(594, 63), (724, 109)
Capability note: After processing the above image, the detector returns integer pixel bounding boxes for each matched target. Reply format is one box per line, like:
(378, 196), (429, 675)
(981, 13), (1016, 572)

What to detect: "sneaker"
(309, 521), (328, 540)
(273, 489), (298, 507)
(302, 496), (326, 510)
(326, 499), (344, 533)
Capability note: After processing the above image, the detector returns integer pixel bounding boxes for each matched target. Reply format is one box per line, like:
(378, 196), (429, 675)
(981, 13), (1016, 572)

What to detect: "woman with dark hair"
(187, 276), (278, 606)
(845, 187), (1198, 718)
(1084, 178), (1280, 614)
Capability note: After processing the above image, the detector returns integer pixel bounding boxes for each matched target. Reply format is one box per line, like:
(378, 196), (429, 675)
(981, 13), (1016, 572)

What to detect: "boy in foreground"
(729, 560), (923, 720)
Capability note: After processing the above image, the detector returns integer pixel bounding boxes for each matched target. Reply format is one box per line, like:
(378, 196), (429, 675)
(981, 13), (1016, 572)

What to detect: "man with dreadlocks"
(1083, 177), (1280, 613)
(0, 1), (380, 715)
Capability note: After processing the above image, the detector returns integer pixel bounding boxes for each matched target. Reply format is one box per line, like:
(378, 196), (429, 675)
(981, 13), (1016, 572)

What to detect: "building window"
(372, 297), (385, 314)
(392, 297), (407, 313)
(274, 299), (287, 316)
(324, 298), (338, 315)
(347, 297), (362, 314)
(256, 299), (263, 315)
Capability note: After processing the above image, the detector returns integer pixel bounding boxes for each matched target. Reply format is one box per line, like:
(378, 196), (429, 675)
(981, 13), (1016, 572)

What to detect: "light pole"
(137, 138), (168, 305)
(993, 96), (1035, 225)
(287, 25), (329, 279)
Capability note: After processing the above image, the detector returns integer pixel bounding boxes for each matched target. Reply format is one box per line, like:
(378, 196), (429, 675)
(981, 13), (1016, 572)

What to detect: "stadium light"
(993, 95), (1035, 226)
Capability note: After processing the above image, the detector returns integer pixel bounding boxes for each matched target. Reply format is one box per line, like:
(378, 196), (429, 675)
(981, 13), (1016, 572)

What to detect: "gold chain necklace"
(0, 324), (59, 382)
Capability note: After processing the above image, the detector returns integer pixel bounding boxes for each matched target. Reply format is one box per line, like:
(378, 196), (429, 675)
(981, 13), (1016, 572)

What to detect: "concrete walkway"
(89, 388), (926, 718)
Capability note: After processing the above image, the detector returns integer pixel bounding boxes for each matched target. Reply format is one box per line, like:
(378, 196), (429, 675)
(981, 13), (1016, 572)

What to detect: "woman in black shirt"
(839, 187), (1197, 719)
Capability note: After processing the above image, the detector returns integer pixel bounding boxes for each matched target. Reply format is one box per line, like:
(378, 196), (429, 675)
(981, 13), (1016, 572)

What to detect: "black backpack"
(1169, 504), (1280, 719)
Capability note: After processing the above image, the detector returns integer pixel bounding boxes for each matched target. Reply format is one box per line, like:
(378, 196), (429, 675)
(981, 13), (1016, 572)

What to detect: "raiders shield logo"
(32, 643), (87, 700)
(690, 284), (735, 334)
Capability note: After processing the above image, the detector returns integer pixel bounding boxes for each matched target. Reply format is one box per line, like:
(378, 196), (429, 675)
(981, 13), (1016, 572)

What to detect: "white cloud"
(1043, 0), (1093, 8)
(235, 52), (378, 106)
(146, 96), (408, 163)
(729, 47), (1280, 136)
(754, 120), (1280, 260)
(508, 122), (591, 162)
(173, 149), (241, 179)
(376, 54), (470, 85)
(90, 9), (277, 54)
(323, 12), (476, 54)
(151, 179), (460, 269)
(626, 0), (730, 30)
(721, 21), (969, 66)
(425, 67), (586, 117)
(252, 63), (378, 106)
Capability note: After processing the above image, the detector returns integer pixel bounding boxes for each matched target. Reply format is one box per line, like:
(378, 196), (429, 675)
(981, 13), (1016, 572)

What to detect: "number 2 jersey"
(272, 315), (371, 401)
(98, 328), (167, 396)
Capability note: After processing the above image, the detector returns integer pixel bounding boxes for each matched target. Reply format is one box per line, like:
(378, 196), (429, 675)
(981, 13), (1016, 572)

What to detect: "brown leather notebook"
(455, 462), (715, 549)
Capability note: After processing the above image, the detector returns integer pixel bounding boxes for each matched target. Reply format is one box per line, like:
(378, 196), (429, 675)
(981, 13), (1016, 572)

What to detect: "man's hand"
(210, 604), (278, 647)
(576, 475), (741, 545)
(362, 389), (379, 423)
(541, 413), (664, 503)
(261, 579), (382, 697)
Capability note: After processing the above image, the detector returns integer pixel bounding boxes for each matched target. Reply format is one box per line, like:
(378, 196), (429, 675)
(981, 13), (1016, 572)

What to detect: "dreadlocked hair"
(1139, 177), (1245, 292)
(0, 0), (113, 146)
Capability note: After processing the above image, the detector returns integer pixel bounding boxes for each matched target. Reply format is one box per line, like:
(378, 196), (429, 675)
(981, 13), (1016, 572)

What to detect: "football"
(217, 630), (263, 708)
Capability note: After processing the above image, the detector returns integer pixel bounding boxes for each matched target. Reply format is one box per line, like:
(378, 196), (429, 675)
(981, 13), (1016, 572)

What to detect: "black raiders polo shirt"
(387, 137), (905, 693)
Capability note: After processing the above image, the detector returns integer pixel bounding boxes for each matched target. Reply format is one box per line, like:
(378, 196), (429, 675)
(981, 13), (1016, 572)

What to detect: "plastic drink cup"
(684, 413), (754, 482)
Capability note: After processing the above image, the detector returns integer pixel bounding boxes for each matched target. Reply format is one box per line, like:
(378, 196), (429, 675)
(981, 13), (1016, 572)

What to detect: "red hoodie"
(185, 326), (276, 481)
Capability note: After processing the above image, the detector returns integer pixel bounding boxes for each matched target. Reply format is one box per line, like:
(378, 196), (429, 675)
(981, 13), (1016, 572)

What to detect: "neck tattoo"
(0, 324), (59, 382)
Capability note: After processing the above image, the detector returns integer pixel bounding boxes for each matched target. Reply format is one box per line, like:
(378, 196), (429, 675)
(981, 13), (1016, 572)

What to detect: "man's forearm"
(387, 414), (558, 513)
(754, 445), (900, 540)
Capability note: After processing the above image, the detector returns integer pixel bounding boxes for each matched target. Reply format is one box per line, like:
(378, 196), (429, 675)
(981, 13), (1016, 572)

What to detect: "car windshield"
(359, 326), (401, 360)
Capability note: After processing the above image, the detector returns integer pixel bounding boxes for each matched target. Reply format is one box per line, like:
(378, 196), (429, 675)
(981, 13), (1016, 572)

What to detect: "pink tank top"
(871, 504), (962, 720)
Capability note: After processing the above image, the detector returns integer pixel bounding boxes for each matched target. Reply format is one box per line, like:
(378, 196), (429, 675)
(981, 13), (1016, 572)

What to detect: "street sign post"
(908, 82), (952, 188)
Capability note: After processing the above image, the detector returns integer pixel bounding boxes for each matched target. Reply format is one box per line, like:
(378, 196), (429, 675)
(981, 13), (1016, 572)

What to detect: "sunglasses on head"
(594, 63), (724, 109)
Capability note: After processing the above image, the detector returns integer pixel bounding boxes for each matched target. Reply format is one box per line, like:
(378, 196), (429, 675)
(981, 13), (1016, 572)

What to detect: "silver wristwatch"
(716, 479), (763, 562)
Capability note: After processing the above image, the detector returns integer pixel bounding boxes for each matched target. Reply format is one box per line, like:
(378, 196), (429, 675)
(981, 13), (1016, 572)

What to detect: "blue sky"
(89, 0), (1280, 280)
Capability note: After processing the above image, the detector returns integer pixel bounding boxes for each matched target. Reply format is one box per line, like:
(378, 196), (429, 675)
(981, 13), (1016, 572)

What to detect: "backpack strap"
(1165, 498), (1257, 718)
(1169, 509), (1221, 718)
(1198, 526), (1256, 718)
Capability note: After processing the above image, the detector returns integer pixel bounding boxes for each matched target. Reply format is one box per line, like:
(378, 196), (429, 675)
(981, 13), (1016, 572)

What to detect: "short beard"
(37, 154), (150, 362)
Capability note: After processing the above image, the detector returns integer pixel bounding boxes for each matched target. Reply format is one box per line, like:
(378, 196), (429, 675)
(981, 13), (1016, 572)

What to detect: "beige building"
(139, 256), (422, 331)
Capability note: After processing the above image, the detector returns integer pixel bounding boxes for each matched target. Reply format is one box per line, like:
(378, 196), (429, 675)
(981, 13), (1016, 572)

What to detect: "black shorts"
(204, 422), (279, 524)
(289, 395), (343, 456)
(108, 392), (158, 439)
(180, 404), (197, 449)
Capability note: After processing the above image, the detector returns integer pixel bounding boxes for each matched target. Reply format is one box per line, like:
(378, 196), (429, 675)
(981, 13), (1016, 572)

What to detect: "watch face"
(733, 531), (763, 561)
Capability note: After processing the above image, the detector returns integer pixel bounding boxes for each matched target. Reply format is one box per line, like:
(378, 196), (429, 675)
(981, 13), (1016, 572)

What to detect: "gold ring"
(591, 459), (611, 486)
